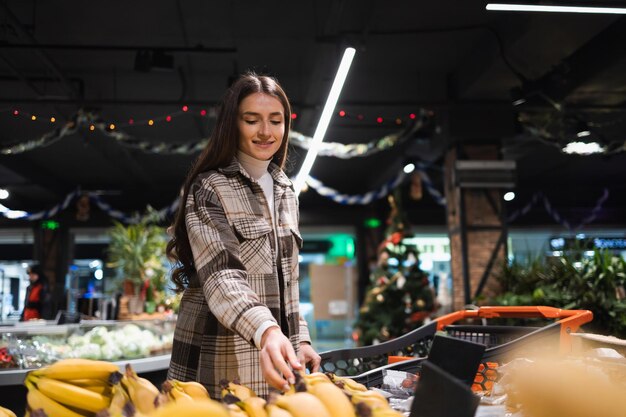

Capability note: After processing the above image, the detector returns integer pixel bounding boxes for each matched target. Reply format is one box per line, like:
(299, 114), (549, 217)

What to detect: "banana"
(30, 358), (120, 381)
(170, 379), (210, 400)
(327, 374), (367, 392)
(107, 383), (131, 416)
(0, 406), (17, 417)
(30, 375), (111, 412)
(162, 380), (193, 404)
(220, 378), (257, 401)
(371, 407), (405, 417)
(308, 381), (356, 417)
(121, 364), (159, 415)
(226, 403), (249, 417)
(266, 404), (294, 417)
(144, 399), (230, 417)
(25, 380), (86, 417)
(275, 392), (332, 417)
(67, 378), (110, 387)
(302, 372), (331, 386)
(238, 396), (268, 417)
(350, 390), (390, 410)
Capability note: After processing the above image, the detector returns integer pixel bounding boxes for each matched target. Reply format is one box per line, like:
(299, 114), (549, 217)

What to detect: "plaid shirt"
(168, 158), (310, 398)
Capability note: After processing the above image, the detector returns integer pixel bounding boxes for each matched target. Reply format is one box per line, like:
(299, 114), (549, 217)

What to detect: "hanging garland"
(506, 188), (610, 231)
(1, 108), (433, 158)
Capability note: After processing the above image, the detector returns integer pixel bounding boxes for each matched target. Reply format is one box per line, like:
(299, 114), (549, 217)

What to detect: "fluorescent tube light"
(293, 47), (356, 196)
(486, 3), (626, 14)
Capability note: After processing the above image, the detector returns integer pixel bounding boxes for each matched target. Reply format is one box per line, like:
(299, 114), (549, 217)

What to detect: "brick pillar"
(444, 145), (507, 310)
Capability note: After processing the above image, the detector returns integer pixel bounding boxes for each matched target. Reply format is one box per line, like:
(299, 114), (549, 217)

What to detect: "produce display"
(2, 323), (173, 370)
(9, 358), (405, 417)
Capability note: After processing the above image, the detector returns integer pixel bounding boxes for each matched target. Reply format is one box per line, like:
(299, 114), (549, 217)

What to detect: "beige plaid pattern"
(168, 158), (310, 398)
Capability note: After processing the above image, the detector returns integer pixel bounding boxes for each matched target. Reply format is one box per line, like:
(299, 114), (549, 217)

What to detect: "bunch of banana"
(0, 405), (17, 417)
(162, 379), (210, 403)
(222, 392), (268, 417)
(220, 378), (257, 401)
(274, 392), (332, 417)
(143, 398), (230, 417)
(306, 379), (356, 417)
(325, 373), (368, 393)
(120, 364), (160, 415)
(354, 403), (404, 417)
(349, 389), (390, 411)
(24, 358), (120, 417)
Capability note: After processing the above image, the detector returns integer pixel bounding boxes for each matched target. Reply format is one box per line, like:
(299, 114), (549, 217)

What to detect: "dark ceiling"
(1, 0), (625, 230)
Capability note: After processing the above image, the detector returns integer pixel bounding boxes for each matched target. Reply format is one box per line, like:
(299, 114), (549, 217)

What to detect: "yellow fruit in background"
(146, 399), (230, 417)
(30, 359), (119, 381)
(308, 381), (355, 417)
(0, 405), (17, 417)
(275, 392), (331, 417)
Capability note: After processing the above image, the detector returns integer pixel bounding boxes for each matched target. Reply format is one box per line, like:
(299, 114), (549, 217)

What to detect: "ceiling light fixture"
(293, 47), (356, 196)
(403, 163), (416, 174)
(486, 3), (626, 14)
(0, 189), (8, 199)
(562, 141), (606, 155)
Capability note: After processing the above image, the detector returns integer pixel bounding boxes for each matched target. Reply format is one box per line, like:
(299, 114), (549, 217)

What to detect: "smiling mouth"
(253, 140), (274, 145)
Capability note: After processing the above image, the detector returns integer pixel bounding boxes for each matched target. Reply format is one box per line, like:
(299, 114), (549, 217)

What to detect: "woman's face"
(237, 92), (285, 161)
(27, 270), (38, 283)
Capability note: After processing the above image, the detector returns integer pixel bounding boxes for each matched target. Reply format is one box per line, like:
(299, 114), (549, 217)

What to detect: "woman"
(21, 263), (48, 321)
(167, 73), (320, 398)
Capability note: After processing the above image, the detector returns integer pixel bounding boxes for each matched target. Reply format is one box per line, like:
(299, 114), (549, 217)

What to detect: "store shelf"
(0, 353), (171, 386)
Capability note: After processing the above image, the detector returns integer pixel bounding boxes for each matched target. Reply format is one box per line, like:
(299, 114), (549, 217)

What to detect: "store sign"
(549, 236), (626, 251)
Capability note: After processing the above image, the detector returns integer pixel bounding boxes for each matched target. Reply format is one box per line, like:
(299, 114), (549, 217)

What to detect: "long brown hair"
(167, 72), (292, 292)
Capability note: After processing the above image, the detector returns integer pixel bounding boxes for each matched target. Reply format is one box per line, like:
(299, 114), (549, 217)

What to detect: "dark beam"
(0, 43), (236, 54)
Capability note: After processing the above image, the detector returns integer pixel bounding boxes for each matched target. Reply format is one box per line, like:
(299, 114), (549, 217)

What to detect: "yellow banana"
(226, 403), (249, 417)
(31, 375), (111, 412)
(108, 383), (131, 416)
(302, 372), (331, 385)
(162, 380), (194, 404)
(371, 407), (405, 417)
(66, 378), (110, 387)
(350, 390), (390, 410)
(121, 364), (159, 415)
(275, 392), (332, 417)
(266, 404), (294, 417)
(239, 396), (268, 417)
(30, 358), (120, 381)
(220, 378), (257, 401)
(328, 374), (367, 392)
(145, 399), (230, 417)
(0, 406), (17, 417)
(25, 380), (86, 417)
(308, 381), (356, 417)
(171, 379), (211, 400)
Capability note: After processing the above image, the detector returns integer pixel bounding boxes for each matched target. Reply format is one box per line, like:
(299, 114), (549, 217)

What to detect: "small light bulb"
(182, 105), (189, 112)
(503, 192), (515, 201)
(291, 113), (297, 120)
(89, 125), (95, 131)
(376, 117), (383, 124)
(403, 163), (416, 174)
(148, 119), (154, 126)
(200, 109), (207, 116)
(31, 115), (37, 121)
(109, 124), (115, 130)
(166, 115), (172, 122)
(339, 110), (346, 117)
(50, 117), (56, 123)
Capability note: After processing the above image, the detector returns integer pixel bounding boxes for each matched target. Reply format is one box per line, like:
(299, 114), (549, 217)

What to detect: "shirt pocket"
(231, 217), (273, 276)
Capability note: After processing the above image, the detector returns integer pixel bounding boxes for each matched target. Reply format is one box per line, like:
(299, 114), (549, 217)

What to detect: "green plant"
(491, 250), (626, 337)
(106, 216), (167, 296)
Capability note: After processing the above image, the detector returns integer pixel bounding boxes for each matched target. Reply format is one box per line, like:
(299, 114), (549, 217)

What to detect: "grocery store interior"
(1, 1), (626, 416)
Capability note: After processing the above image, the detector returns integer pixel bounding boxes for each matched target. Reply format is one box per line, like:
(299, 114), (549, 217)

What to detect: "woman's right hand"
(259, 327), (303, 391)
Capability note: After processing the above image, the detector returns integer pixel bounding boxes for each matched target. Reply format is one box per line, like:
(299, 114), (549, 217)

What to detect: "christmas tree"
(354, 192), (437, 346)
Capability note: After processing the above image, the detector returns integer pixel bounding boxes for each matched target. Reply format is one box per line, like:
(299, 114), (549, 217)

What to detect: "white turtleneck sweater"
(237, 151), (280, 348)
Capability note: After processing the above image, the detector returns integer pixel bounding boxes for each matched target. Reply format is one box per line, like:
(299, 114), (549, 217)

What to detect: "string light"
(339, 110), (346, 117)
(376, 117), (383, 124)
(50, 117), (56, 123)
(200, 109), (207, 116)
(291, 113), (298, 120)
(395, 118), (402, 125)
(13, 110), (19, 116)
(166, 115), (172, 122)
(409, 113), (416, 119)
(148, 119), (154, 126)
(109, 124), (115, 130)
(128, 119), (134, 125)
(182, 105), (189, 112)
(89, 125), (95, 131)
(31, 115), (36, 121)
